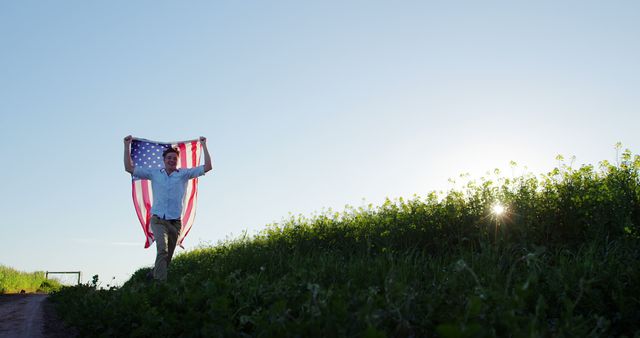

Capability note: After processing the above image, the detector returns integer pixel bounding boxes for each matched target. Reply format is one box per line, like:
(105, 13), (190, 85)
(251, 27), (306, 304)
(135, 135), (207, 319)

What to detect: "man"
(123, 135), (213, 281)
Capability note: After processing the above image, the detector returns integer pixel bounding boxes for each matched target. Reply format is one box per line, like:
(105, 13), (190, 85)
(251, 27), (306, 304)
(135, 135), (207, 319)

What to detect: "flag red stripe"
(178, 185), (197, 247)
(141, 180), (151, 219)
(180, 143), (199, 234)
(191, 141), (198, 167)
(131, 182), (148, 247)
(178, 141), (200, 247)
(178, 143), (188, 168)
(141, 180), (152, 247)
(131, 182), (144, 223)
(181, 179), (197, 228)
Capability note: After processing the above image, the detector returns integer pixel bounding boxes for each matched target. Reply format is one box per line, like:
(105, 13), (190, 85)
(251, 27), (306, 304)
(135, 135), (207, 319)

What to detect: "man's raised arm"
(200, 136), (213, 173)
(124, 135), (134, 174)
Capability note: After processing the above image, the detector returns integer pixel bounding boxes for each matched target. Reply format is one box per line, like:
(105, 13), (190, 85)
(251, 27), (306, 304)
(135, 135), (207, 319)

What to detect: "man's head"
(162, 147), (179, 171)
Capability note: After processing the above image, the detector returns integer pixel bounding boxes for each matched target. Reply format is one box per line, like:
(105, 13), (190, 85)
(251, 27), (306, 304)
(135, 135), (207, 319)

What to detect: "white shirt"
(133, 166), (205, 220)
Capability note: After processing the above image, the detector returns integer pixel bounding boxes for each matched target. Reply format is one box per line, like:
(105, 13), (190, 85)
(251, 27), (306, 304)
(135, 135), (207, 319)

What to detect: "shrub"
(51, 149), (640, 336)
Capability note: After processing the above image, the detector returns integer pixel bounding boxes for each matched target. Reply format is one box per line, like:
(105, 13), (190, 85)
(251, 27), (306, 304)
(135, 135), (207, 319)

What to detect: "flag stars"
(131, 140), (192, 171)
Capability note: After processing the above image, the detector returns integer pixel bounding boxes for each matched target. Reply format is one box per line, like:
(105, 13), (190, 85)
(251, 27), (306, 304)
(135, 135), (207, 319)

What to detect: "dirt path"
(0, 294), (75, 338)
(0, 294), (47, 337)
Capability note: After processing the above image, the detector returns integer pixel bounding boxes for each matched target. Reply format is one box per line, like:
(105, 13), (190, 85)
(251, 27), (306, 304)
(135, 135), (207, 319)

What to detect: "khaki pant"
(150, 215), (182, 281)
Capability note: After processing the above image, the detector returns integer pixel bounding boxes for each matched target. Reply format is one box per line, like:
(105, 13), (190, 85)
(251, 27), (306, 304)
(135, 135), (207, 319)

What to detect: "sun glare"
(492, 203), (506, 216)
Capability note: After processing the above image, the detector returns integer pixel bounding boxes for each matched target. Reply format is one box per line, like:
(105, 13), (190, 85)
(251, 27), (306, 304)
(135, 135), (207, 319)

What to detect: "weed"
(51, 148), (640, 336)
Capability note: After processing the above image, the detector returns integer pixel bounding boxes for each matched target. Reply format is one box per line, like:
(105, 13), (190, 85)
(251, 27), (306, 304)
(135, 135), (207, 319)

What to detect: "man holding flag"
(123, 135), (213, 281)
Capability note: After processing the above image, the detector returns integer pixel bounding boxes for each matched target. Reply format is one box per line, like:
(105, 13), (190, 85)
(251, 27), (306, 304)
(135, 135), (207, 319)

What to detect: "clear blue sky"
(1, 1), (638, 285)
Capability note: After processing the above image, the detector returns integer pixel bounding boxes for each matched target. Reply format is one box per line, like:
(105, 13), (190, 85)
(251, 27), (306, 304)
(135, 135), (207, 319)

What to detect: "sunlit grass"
(0, 265), (62, 294)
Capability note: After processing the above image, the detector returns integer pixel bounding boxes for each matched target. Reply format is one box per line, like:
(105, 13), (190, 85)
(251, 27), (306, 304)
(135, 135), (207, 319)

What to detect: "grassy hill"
(0, 265), (62, 294)
(51, 150), (640, 337)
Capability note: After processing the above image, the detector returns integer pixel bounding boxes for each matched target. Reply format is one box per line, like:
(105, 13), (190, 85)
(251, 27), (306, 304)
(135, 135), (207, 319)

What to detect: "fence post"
(45, 271), (82, 285)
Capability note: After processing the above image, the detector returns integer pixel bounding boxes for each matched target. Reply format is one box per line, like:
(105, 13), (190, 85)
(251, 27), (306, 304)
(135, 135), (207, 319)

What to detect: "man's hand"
(200, 136), (213, 173)
(124, 135), (134, 174)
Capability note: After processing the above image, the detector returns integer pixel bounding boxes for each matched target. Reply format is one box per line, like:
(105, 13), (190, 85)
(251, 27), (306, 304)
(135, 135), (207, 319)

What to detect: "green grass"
(0, 265), (63, 294)
(51, 148), (640, 337)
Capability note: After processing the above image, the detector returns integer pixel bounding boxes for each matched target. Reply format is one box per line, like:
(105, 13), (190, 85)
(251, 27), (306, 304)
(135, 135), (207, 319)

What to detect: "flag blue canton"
(131, 140), (171, 179)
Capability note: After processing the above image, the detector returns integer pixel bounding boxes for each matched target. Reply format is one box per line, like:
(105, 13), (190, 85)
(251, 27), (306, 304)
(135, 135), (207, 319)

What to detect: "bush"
(51, 150), (640, 337)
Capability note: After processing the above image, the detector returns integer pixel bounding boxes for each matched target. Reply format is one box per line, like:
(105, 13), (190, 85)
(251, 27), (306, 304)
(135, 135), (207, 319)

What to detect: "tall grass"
(51, 149), (640, 337)
(0, 265), (62, 293)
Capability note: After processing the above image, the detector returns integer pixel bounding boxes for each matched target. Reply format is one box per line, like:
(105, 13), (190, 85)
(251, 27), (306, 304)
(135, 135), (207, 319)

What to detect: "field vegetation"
(0, 265), (62, 293)
(51, 147), (640, 337)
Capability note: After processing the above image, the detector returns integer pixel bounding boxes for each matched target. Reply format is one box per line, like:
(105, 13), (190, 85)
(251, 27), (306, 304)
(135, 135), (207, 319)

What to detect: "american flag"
(130, 138), (202, 248)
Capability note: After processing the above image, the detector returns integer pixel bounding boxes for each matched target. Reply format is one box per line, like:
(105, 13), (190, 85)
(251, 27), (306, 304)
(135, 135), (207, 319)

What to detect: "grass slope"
(52, 151), (640, 337)
(0, 265), (62, 294)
